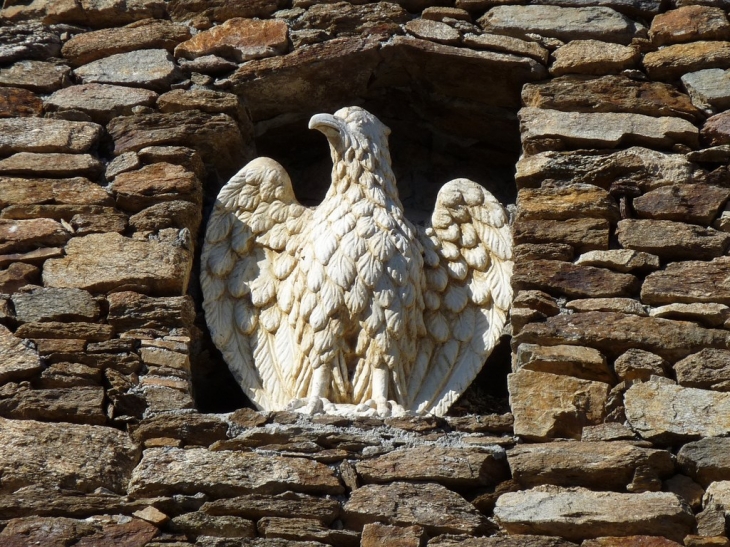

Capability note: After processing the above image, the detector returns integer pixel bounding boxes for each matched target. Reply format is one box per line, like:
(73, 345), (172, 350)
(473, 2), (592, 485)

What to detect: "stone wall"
(0, 0), (730, 545)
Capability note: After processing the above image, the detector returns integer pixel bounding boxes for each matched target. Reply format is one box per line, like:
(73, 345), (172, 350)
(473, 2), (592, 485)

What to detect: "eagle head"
(309, 106), (391, 160)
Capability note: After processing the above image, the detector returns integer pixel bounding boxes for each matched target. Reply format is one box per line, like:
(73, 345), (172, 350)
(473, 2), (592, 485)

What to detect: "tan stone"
(107, 292), (195, 331)
(674, 349), (730, 391)
(508, 441), (674, 491)
(46, 84), (158, 124)
(705, 481), (730, 512)
(650, 6), (730, 46)
(133, 413), (227, 447)
(0, 60), (70, 94)
(156, 89), (246, 124)
(576, 251), (659, 275)
(0, 218), (69, 254)
(175, 18), (288, 63)
(405, 19), (460, 45)
(0, 87), (42, 118)
(61, 19), (191, 67)
(74, 49), (179, 92)
(566, 297), (646, 316)
(15, 321), (112, 341)
(513, 311), (730, 361)
(11, 286), (98, 323)
(517, 185), (619, 221)
(129, 201), (201, 234)
(429, 535), (580, 546)
(169, 512), (255, 539)
(513, 260), (639, 298)
(550, 40), (638, 76)
(0, 262), (39, 294)
(128, 447), (344, 498)
(0, 152), (103, 179)
(508, 370), (610, 440)
(343, 481), (489, 535)
(290, 2), (407, 36)
(614, 349), (669, 382)
(0, 118), (101, 155)
(43, 233), (191, 296)
(643, 41), (730, 81)
(258, 516), (359, 545)
(519, 108), (699, 154)
(167, 0), (281, 27)
(633, 184), (730, 225)
(494, 487), (694, 543)
(0, 325), (42, 383)
(626, 381), (730, 443)
(650, 303), (729, 327)
(40, 0), (165, 28)
(112, 163), (201, 213)
(463, 33), (548, 64)
(513, 243), (574, 262)
(664, 474), (705, 511)
(642, 257), (730, 306)
(0, 177), (111, 208)
(702, 110), (730, 147)
(617, 219), (730, 260)
(132, 506), (169, 526)
(513, 218), (609, 252)
(361, 523), (424, 547)
(0, 247), (62, 269)
(583, 536), (683, 546)
(201, 493), (341, 525)
(514, 343), (615, 383)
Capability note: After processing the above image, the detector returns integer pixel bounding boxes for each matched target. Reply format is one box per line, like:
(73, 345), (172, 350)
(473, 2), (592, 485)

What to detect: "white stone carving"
(201, 106), (513, 416)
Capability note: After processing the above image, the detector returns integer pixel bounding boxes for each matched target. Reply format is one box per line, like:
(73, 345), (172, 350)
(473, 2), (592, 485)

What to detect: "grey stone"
(46, 84), (158, 124)
(674, 349), (730, 391)
(0, 23), (61, 64)
(405, 19), (461, 44)
(0, 325), (43, 384)
(678, 437), (730, 487)
(565, 298), (647, 316)
(682, 69), (730, 112)
(169, 513), (256, 539)
(201, 493), (341, 525)
(0, 118), (101, 155)
(105, 152), (141, 181)
(0, 61), (70, 93)
(11, 287), (99, 323)
(74, 49), (180, 92)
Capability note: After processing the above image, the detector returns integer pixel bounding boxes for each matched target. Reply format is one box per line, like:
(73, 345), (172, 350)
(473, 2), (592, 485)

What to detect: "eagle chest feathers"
(201, 106), (513, 417)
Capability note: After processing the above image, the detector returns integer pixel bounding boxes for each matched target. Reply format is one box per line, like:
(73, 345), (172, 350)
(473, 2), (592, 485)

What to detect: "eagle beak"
(309, 113), (344, 140)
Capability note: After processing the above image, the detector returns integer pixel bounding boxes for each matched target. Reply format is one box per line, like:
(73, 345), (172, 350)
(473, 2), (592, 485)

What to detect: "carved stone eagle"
(201, 106), (512, 416)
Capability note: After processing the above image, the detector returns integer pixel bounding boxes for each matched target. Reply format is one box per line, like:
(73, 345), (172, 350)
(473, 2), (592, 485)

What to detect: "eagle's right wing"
(201, 157), (312, 410)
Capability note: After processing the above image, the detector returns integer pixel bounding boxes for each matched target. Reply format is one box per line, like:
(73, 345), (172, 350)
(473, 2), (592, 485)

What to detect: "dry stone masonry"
(1, 0), (730, 545)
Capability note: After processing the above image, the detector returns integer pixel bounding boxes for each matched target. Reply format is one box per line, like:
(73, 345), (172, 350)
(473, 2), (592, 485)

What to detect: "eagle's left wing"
(407, 179), (513, 416)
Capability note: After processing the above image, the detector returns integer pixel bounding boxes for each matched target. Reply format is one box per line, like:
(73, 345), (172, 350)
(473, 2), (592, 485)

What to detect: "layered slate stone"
(106, 291), (195, 331)
(514, 344), (615, 383)
(575, 250), (660, 273)
(682, 69), (730, 112)
(550, 40), (638, 76)
(616, 219), (730, 260)
(0, 385), (106, 425)
(517, 185), (619, 221)
(478, 5), (643, 44)
(30, 0), (166, 28)
(701, 111), (730, 147)
(0, 118), (101, 155)
(513, 218), (610, 252)
(74, 49), (179, 92)
(643, 41), (730, 81)
(0, 60), (70, 93)
(650, 303), (729, 327)
(0, 417), (139, 493)
(462, 33), (549, 64)
(169, 512), (256, 539)
(290, 2), (408, 36)
(0, 325), (43, 383)
(512, 260), (639, 298)
(405, 19), (461, 44)
(429, 535), (580, 547)
(0, 177), (112, 209)
(42, 233), (191, 295)
(0, 153), (103, 179)
(0, 218), (70, 254)
(508, 442), (675, 490)
(508, 370), (610, 440)
(566, 297), (646, 316)
(355, 446), (508, 487)
(632, 185), (730, 225)
(674, 349), (730, 391)
(0, 23), (61, 64)
(614, 349), (669, 382)
(111, 163), (201, 212)
(641, 258), (730, 305)
(258, 516), (359, 545)
(45, 84), (158, 124)
(494, 487), (695, 542)
(127, 447), (344, 498)
(522, 75), (700, 120)
(513, 312), (730, 361)
(649, 5), (730, 46)
(625, 381), (730, 443)
(167, 0), (282, 27)
(343, 482), (489, 535)
(519, 108), (699, 154)
(11, 287), (98, 323)
(677, 437), (730, 487)
(201, 493), (341, 524)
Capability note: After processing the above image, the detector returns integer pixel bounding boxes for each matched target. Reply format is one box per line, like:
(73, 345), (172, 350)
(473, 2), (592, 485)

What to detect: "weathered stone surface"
(133, 413), (227, 447)
(517, 185), (619, 221)
(15, 321), (111, 342)
(702, 111), (730, 147)
(36, 362), (101, 389)
(169, 512), (254, 539)
(642, 258), (730, 306)
(201, 493), (341, 525)
(46, 84), (158, 124)
(514, 344), (614, 383)
(290, 2), (408, 36)
(566, 297), (646, 316)
(428, 535), (580, 546)
(682, 69), (730, 112)
(177, 54), (237, 75)
(361, 523), (424, 547)
(61, 19), (191, 67)
(343, 482), (489, 535)
(0, 177), (111, 208)
(494, 487), (694, 542)
(513, 311), (730, 361)
(74, 49), (179, 92)
(112, 163), (201, 212)
(665, 474), (705, 511)
(674, 349), (730, 391)
(107, 111), (251, 179)
(704, 481), (730, 512)
(33, 0), (166, 28)
(107, 292), (195, 331)
(156, 89), (246, 122)
(71, 210), (128, 235)
(508, 441), (675, 491)
(678, 437), (730, 487)
(582, 537), (683, 547)
(0, 153), (103, 179)
(575, 250), (660, 273)
(633, 185), (730, 225)
(463, 33), (549, 64)
(129, 201), (202, 233)
(0, 118), (101, 155)
(0, 325), (42, 384)
(0, 263), (39, 294)
(0, 87), (42, 118)
(514, 243), (574, 262)
(0, 218), (70, 254)
(650, 6), (730, 46)
(43, 233), (191, 296)
(137, 145), (206, 179)
(513, 260), (639, 298)
(405, 19), (460, 44)
(513, 218), (609, 252)
(696, 505), (727, 537)
(581, 422), (638, 442)
(513, 290), (560, 316)
(516, 147), (695, 192)
(522, 75), (701, 121)
(128, 447), (344, 498)
(0, 516), (97, 547)
(356, 446), (507, 487)
(519, 108), (699, 154)
(0, 61), (69, 94)
(617, 219), (730, 260)
(643, 41), (730, 81)
(614, 349), (669, 382)
(478, 5), (642, 44)
(167, 0), (281, 27)
(0, 23), (61, 64)
(508, 370), (610, 440)
(11, 287), (98, 324)
(258, 516), (359, 546)
(626, 381), (730, 443)
(651, 303), (729, 327)
(550, 40), (638, 76)
(175, 18), (288, 63)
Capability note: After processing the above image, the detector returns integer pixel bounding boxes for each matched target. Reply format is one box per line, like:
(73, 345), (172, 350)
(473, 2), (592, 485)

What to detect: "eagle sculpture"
(201, 106), (513, 416)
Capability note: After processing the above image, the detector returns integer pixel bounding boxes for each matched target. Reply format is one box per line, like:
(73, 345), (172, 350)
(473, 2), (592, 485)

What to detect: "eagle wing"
(408, 179), (513, 416)
(201, 157), (313, 411)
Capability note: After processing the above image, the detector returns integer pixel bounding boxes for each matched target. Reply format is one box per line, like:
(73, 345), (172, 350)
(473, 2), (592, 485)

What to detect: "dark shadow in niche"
(192, 60), (528, 414)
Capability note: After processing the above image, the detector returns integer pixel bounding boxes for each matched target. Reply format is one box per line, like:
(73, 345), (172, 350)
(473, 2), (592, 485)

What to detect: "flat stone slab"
(343, 481), (490, 536)
(0, 416), (138, 494)
(566, 297), (646, 316)
(74, 49), (179, 92)
(0, 325), (42, 384)
(0, 118), (101, 155)
(128, 447), (344, 498)
(517, 185), (619, 221)
(678, 437), (730, 487)
(519, 108), (699, 154)
(575, 249), (660, 273)
(650, 5), (730, 47)
(0, 23), (61, 65)
(0, 153), (103, 179)
(633, 184), (730, 225)
(650, 303), (729, 327)
(478, 5), (642, 44)
(625, 380), (730, 443)
(11, 287), (98, 323)
(494, 486), (694, 542)
(42, 232), (191, 296)
(463, 32), (548, 64)
(682, 69), (730, 112)
(617, 219), (730, 260)
(514, 343), (614, 383)
(0, 61), (70, 93)
(0, 177), (111, 208)
(429, 535), (580, 546)
(0, 87), (42, 118)
(642, 257), (730, 305)
(550, 40), (638, 76)
(643, 41), (730, 81)
(46, 83), (158, 124)
(674, 348), (730, 390)
(201, 493), (341, 524)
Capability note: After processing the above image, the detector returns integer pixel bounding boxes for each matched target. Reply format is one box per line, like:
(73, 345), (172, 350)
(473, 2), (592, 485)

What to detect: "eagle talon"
(286, 397), (335, 415)
(355, 399), (408, 418)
